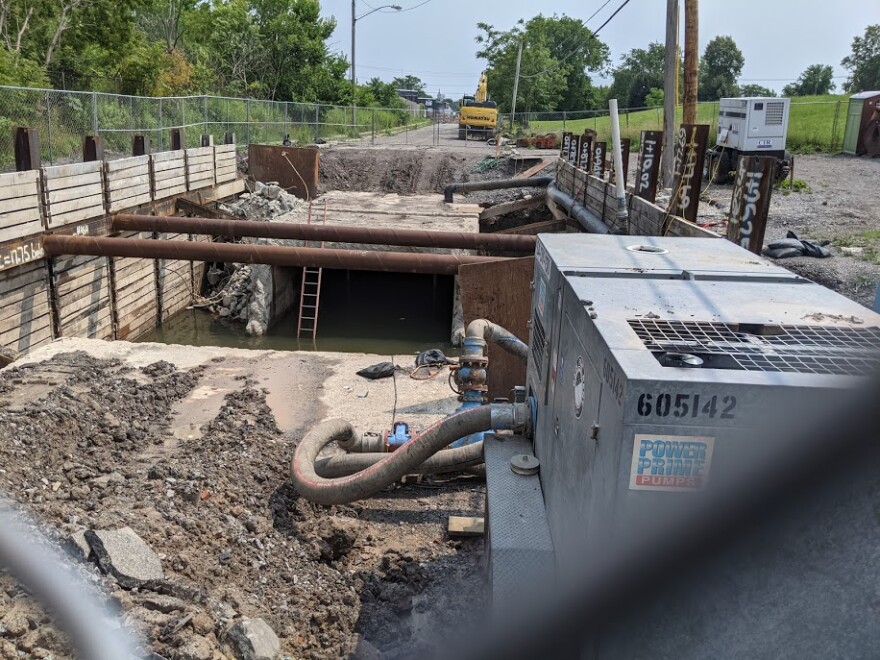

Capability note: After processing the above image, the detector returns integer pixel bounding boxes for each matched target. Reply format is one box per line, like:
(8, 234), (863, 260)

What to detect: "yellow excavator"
(458, 72), (498, 140)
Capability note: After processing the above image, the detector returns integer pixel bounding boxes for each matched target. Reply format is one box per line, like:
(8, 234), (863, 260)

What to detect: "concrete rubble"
(205, 182), (308, 336)
(85, 526), (165, 588)
(223, 617), (281, 660)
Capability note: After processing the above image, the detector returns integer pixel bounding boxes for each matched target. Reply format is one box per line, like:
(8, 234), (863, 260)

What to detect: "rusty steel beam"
(112, 213), (538, 252)
(43, 235), (507, 275)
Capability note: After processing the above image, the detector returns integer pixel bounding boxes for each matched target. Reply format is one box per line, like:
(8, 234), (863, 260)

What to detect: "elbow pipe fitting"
(464, 319), (529, 363)
(291, 403), (528, 505)
(444, 176), (553, 203)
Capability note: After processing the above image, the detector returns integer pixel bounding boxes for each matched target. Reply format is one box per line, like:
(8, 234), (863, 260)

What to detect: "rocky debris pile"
(222, 181), (305, 220)
(201, 264), (272, 336)
(0, 351), (484, 659)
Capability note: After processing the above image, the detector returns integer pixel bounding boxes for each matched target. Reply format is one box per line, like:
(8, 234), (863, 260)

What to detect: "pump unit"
(706, 97), (793, 182)
(486, 233), (880, 654)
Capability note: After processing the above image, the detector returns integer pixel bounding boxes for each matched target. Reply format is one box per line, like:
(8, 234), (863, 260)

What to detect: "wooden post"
(132, 135), (150, 156)
(82, 135), (104, 162)
(170, 128), (183, 150)
(224, 131), (236, 145)
(662, 0), (680, 187)
(727, 155), (776, 254)
(13, 127), (40, 171)
(683, 0), (699, 126)
(635, 131), (663, 203)
(200, 134), (214, 147)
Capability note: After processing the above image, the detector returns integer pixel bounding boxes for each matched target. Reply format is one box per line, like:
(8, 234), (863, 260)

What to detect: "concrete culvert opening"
(312, 269), (455, 351)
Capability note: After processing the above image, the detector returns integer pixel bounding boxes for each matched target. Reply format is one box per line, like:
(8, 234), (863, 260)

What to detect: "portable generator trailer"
(705, 97), (794, 183)
(484, 233), (880, 656)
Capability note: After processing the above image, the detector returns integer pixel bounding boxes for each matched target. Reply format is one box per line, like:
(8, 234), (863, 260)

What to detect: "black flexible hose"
(315, 441), (485, 478)
(546, 182), (611, 234)
(292, 406), (497, 505)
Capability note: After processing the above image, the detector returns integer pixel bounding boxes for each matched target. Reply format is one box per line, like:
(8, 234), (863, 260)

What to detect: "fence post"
(45, 92), (53, 165)
(158, 98), (164, 151)
(563, 111), (567, 132)
(371, 109), (376, 146)
(830, 100), (842, 153)
(246, 99), (251, 146)
(92, 92), (98, 135)
(204, 96), (209, 138)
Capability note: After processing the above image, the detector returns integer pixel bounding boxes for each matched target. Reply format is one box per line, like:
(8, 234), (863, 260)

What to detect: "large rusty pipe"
(112, 213), (537, 252)
(42, 235), (506, 275)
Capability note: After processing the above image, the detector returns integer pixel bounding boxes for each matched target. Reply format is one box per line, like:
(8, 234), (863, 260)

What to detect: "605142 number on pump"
(637, 392), (737, 420)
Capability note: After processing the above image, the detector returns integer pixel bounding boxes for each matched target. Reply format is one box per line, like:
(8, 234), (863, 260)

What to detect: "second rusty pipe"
(113, 214), (537, 252)
(42, 235), (507, 275)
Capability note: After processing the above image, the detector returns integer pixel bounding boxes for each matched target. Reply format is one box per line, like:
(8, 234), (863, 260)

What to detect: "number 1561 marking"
(637, 393), (737, 420)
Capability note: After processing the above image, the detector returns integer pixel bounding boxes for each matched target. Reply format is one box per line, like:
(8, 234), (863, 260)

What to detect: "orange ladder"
(296, 201), (325, 339)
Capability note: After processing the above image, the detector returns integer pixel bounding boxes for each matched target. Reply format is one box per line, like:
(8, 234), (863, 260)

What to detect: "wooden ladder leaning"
(296, 200), (326, 340)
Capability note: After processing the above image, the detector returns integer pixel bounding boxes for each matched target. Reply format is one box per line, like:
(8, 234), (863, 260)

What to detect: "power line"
(519, 0), (631, 80)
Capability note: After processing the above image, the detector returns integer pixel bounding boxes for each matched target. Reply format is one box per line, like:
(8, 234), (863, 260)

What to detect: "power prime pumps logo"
(629, 434), (715, 491)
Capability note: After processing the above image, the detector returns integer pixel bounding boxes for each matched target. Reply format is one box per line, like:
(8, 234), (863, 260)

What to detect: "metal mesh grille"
(628, 319), (880, 376)
(765, 102), (785, 126)
(531, 314), (547, 380)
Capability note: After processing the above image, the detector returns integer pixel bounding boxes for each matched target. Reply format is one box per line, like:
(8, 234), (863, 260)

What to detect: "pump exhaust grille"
(531, 314), (547, 380)
(629, 319), (880, 376)
(765, 101), (785, 126)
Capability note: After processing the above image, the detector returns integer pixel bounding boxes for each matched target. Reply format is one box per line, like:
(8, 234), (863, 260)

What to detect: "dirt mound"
(320, 149), (485, 196)
(0, 351), (484, 659)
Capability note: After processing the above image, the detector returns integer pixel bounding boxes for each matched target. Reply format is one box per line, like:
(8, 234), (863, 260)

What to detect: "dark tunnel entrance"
(297, 269), (456, 353)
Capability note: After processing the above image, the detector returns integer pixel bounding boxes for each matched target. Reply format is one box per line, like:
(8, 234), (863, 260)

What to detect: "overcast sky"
(320, 0), (880, 99)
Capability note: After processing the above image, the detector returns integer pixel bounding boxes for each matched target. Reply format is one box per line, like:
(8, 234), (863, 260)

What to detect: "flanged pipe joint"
(451, 319), (529, 448)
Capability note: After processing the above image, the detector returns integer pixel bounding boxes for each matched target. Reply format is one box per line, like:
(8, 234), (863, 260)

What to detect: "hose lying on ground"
(315, 441), (485, 478)
(292, 403), (521, 505)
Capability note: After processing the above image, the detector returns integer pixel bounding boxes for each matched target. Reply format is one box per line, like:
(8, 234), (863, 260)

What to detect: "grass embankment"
(529, 95), (848, 154)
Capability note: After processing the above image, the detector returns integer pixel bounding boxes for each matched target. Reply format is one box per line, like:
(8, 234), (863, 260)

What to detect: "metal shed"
(843, 91), (880, 156)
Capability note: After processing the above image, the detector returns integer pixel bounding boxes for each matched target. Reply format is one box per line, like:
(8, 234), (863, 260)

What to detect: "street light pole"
(350, 2), (402, 134)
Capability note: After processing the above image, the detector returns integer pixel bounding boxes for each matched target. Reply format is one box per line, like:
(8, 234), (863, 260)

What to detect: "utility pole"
(661, 0), (680, 187)
(510, 40), (523, 132)
(351, 0), (357, 131)
(683, 0), (699, 125)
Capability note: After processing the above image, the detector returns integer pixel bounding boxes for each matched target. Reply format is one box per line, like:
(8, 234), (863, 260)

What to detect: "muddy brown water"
(139, 307), (457, 357)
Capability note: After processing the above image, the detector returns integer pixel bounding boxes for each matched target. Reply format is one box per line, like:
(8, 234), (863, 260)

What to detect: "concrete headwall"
(0, 145), (245, 358)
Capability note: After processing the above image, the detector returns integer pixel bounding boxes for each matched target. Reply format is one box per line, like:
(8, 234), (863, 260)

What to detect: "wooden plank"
(0, 296), (51, 328)
(186, 146), (214, 158)
(108, 183), (151, 203)
(47, 192), (105, 217)
(479, 195), (547, 222)
(58, 297), (112, 328)
(214, 144), (236, 154)
(43, 171), (103, 193)
(59, 310), (113, 339)
(497, 219), (568, 236)
(154, 183), (187, 198)
(0, 325), (54, 354)
(154, 169), (186, 184)
(106, 155), (151, 172)
(447, 516), (485, 537)
(42, 161), (103, 179)
(0, 170), (40, 188)
(47, 183), (103, 204)
(54, 281), (112, 311)
(152, 150), (186, 162)
(0, 220), (43, 244)
(514, 159), (554, 180)
(0, 182), (41, 201)
(109, 193), (152, 213)
(0, 206), (42, 226)
(459, 257), (534, 400)
(186, 161), (214, 174)
(152, 159), (186, 174)
(106, 173), (150, 192)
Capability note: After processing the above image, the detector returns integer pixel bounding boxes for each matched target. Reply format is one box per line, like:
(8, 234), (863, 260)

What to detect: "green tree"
(391, 75), (426, 96)
(365, 77), (405, 108)
(475, 14), (609, 112)
(608, 42), (666, 108)
(842, 24), (880, 92)
(782, 64), (835, 96)
(645, 87), (664, 107)
(739, 83), (775, 97)
(699, 35), (744, 101)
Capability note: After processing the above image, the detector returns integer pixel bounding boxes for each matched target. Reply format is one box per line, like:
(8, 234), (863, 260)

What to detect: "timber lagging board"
(51, 253), (115, 340)
(0, 260), (53, 356)
(111, 231), (158, 340)
(0, 170), (44, 244)
(42, 161), (106, 229)
(105, 155), (152, 213)
(157, 233), (193, 321)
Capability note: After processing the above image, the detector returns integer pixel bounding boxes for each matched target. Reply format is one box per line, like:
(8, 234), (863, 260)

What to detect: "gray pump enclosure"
(518, 234), (880, 656)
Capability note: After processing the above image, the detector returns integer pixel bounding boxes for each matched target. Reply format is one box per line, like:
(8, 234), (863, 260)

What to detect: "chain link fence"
(0, 86), (429, 172)
(500, 99), (848, 154)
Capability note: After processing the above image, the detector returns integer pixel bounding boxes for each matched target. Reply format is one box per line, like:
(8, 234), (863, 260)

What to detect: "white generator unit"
(485, 234), (880, 655)
(708, 97), (793, 182)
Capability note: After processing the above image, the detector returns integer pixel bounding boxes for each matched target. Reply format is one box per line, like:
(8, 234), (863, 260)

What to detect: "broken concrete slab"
(85, 527), (164, 588)
(223, 618), (280, 660)
(68, 529), (92, 561)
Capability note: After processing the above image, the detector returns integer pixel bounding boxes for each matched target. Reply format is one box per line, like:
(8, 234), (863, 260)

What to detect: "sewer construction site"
(0, 129), (879, 660)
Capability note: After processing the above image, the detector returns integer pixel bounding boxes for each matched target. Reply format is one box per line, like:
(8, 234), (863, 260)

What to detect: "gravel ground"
(696, 154), (880, 308)
(0, 340), (486, 659)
